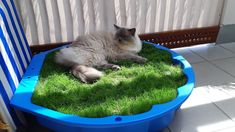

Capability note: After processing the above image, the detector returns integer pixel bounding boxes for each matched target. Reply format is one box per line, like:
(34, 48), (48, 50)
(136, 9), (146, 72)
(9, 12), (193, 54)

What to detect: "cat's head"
(114, 24), (142, 53)
(114, 24), (136, 43)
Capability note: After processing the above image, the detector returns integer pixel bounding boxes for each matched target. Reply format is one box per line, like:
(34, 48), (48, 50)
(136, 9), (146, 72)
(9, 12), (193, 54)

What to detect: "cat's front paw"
(112, 65), (121, 70)
(136, 57), (147, 64)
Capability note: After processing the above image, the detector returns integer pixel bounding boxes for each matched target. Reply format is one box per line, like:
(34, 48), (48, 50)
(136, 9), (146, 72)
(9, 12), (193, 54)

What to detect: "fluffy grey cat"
(54, 25), (147, 83)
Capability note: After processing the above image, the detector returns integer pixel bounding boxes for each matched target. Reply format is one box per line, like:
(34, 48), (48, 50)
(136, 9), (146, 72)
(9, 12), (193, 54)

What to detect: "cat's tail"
(71, 65), (104, 83)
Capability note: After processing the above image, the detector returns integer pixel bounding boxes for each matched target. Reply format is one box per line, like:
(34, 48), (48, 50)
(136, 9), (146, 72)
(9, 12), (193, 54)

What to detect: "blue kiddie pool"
(11, 41), (195, 132)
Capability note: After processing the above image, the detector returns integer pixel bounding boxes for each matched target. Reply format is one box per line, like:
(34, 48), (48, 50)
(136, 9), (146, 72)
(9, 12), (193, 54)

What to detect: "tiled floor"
(167, 42), (235, 132)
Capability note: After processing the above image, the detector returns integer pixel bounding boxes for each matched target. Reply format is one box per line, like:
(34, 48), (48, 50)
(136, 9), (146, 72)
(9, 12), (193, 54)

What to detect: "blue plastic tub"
(11, 41), (195, 132)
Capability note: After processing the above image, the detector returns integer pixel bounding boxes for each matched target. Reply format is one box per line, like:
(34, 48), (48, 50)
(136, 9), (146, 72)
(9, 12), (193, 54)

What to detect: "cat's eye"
(118, 38), (122, 42)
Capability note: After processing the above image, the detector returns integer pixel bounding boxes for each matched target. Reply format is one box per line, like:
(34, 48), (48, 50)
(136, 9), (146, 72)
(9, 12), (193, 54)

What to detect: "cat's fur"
(54, 25), (147, 83)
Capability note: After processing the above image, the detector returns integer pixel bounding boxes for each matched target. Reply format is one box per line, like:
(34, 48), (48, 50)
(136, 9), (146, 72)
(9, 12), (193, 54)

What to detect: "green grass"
(32, 44), (186, 118)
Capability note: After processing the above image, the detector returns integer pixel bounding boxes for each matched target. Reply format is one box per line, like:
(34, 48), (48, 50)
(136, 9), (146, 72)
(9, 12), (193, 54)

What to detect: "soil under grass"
(32, 44), (186, 118)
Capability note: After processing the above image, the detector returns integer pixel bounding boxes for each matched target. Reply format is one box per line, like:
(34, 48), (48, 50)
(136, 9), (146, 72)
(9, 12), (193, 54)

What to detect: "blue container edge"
(10, 41), (195, 128)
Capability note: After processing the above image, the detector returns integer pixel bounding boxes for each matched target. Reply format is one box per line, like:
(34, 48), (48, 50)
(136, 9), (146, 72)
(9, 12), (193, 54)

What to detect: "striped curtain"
(0, 0), (32, 131)
(16, 0), (224, 45)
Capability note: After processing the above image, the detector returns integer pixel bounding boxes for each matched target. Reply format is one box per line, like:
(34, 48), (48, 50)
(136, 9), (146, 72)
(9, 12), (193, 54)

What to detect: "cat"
(54, 24), (147, 83)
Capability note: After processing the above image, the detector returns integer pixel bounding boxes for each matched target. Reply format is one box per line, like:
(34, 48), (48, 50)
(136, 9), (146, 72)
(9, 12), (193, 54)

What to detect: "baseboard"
(30, 26), (220, 54)
(139, 26), (219, 48)
(30, 42), (71, 54)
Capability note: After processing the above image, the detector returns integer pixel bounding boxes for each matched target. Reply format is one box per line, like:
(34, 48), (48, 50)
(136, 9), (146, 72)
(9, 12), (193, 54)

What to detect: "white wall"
(16, 0), (224, 45)
(220, 0), (235, 25)
(216, 0), (235, 44)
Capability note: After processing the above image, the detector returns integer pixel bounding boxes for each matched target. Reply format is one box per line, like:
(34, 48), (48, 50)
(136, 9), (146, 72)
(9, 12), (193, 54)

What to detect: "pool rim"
(10, 41), (195, 127)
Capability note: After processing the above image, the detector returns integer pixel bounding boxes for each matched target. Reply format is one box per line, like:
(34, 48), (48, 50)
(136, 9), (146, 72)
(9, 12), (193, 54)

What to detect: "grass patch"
(32, 44), (186, 118)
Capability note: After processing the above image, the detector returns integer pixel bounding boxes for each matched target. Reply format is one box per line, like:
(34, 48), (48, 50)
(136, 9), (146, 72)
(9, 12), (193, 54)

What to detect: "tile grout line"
(189, 47), (235, 79)
(175, 47), (235, 65)
(173, 51), (207, 64)
(206, 63), (235, 122)
(208, 59), (235, 79)
(189, 46), (235, 63)
(219, 45), (235, 54)
(211, 101), (235, 122)
(208, 45), (235, 122)
(188, 45), (235, 122)
(203, 93), (235, 122)
(190, 61), (206, 64)
(201, 64), (235, 122)
(211, 56), (235, 62)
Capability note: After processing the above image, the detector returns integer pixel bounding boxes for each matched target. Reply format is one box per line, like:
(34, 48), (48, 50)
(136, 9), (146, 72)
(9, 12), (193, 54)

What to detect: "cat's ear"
(128, 28), (136, 36)
(114, 24), (120, 30)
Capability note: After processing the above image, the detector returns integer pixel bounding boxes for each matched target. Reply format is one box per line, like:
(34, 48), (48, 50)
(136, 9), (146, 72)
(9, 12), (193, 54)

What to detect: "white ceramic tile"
(212, 57), (235, 77)
(202, 85), (234, 102)
(203, 84), (235, 122)
(192, 62), (235, 87)
(216, 125), (235, 132)
(220, 42), (235, 53)
(190, 44), (235, 61)
(180, 87), (213, 108)
(173, 48), (205, 64)
(169, 87), (235, 132)
(214, 98), (235, 122)
(220, 83), (235, 97)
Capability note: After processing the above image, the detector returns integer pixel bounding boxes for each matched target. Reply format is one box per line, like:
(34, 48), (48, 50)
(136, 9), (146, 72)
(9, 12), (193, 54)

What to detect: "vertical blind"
(17, 0), (223, 45)
(16, 0), (224, 45)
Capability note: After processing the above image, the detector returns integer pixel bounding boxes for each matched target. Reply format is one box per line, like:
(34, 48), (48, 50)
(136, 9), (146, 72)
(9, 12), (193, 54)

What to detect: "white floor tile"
(220, 83), (235, 97)
(212, 57), (235, 77)
(203, 85), (234, 101)
(190, 44), (235, 61)
(215, 98), (235, 122)
(203, 84), (235, 121)
(169, 88), (235, 132)
(168, 44), (235, 132)
(217, 126), (235, 132)
(220, 42), (235, 53)
(173, 48), (205, 64)
(192, 62), (235, 87)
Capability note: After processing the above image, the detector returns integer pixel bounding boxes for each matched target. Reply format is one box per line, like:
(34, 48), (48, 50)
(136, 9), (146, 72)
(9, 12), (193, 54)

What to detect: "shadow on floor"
(17, 113), (52, 132)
